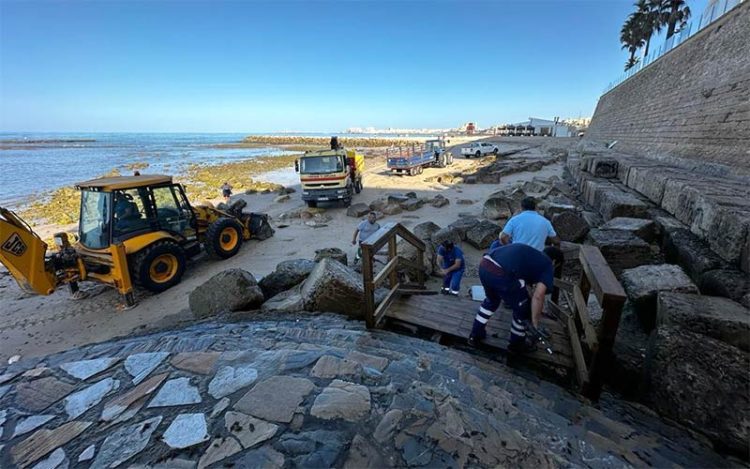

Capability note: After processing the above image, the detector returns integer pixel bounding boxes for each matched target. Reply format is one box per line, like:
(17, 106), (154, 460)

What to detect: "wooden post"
(388, 237), (398, 289)
(362, 243), (375, 329)
(551, 261), (563, 304)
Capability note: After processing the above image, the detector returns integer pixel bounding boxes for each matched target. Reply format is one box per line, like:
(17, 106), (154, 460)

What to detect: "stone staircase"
(0, 313), (732, 468)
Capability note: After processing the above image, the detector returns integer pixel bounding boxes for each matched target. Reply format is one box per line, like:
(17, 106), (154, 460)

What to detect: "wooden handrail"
(361, 222), (427, 329)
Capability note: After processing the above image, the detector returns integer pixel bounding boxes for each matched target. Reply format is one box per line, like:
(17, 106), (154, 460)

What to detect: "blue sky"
(0, 0), (709, 132)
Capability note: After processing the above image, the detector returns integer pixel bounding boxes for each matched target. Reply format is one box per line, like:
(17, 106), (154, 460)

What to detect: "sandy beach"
(0, 137), (570, 362)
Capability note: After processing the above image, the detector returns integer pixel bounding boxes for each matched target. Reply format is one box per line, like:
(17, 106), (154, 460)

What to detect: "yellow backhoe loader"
(0, 174), (273, 307)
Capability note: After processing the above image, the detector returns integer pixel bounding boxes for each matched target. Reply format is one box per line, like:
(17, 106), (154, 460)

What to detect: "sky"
(0, 0), (711, 133)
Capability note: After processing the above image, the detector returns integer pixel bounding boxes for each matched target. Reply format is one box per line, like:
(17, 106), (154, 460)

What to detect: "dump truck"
(295, 147), (364, 208)
(0, 174), (273, 307)
(386, 139), (453, 176)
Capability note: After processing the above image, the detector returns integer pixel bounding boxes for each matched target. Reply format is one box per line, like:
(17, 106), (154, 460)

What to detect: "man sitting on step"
(436, 240), (465, 296)
(469, 243), (564, 353)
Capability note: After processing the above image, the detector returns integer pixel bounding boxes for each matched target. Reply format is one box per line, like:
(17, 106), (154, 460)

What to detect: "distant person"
(469, 243), (564, 352)
(221, 182), (233, 203)
(436, 240), (465, 296)
(330, 136), (340, 150)
(498, 197), (560, 251)
(352, 212), (381, 263)
(133, 170), (141, 176)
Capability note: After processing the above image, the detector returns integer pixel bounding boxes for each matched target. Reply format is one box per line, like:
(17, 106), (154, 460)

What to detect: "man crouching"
(469, 243), (564, 353)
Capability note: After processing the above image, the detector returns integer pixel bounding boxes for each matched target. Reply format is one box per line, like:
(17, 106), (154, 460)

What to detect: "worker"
(330, 136), (340, 150)
(498, 197), (560, 251)
(352, 212), (381, 263)
(468, 243), (564, 352)
(436, 240), (465, 296)
(221, 182), (233, 203)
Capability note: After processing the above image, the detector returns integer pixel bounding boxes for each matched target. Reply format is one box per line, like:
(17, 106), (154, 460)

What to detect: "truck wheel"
(475, 151), (481, 157)
(354, 179), (362, 194)
(132, 240), (186, 293)
(439, 154), (447, 168)
(408, 168), (416, 176)
(342, 197), (352, 207)
(493, 148), (499, 155)
(306, 201), (317, 208)
(417, 166), (423, 175)
(447, 154), (454, 165)
(205, 217), (244, 259)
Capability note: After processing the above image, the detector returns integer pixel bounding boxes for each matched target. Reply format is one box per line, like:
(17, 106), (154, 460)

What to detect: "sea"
(0, 132), (432, 209)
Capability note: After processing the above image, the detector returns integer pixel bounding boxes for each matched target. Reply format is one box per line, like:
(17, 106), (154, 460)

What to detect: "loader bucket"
(0, 208), (57, 295)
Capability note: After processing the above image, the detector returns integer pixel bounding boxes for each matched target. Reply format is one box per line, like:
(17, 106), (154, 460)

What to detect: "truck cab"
(296, 148), (364, 207)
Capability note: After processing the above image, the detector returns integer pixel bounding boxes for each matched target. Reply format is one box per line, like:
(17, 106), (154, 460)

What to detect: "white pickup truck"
(460, 141), (500, 158)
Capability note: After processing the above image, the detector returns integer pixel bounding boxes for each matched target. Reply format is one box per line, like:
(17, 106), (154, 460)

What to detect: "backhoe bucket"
(0, 208), (57, 295)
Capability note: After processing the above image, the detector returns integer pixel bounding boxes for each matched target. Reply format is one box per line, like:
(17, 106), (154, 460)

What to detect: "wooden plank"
(553, 278), (575, 293)
(546, 299), (568, 321)
(397, 289), (438, 296)
(373, 256), (399, 288)
(388, 238), (398, 288)
(579, 245), (626, 304)
(361, 244), (376, 329)
(573, 285), (599, 353)
(567, 313), (589, 390)
(373, 282), (400, 327)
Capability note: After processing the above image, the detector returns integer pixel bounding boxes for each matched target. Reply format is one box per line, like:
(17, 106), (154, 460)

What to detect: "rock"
(314, 247), (348, 266)
(12, 421), (92, 468)
(413, 221), (441, 241)
(552, 212), (589, 242)
(621, 265), (699, 330)
(466, 220), (502, 249)
(124, 352), (169, 385)
(310, 355), (363, 378)
(347, 203), (370, 218)
(345, 351), (390, 372)
(405, 191), (417, 198)
(261, 284), (305, 313)
(15, 377), (76, 412)
(90, 417), (161, 468)
(310, 379), (371, 422)
(101, 373), (168, 421)
(588, 229), (652, 275)
(208, 365), (258, 399)
(663, 228), (726, 279)
(189, 269), (264, 318)
(464, 176), (478, 184)
(433, 226), (463, 247)
(78, 445), (95, 462)
(645, 326), (749, 455)
(163, 413), (209, 449)
(234, 376), (315, 423)
(457, 199), (473, 205)
(483, 196), (513, 220)
(400, 198), (424, 211)
(59, 358), (118, 381)
(171, 352), (221, 375)
(586, 156), (619, 178)
(344, 434), (386, 469)
(225, 411), (279, 448)
(198, 437), (242, 469)
(301, 258), (366, 317)
(211, 398), (230, 419)
(369, 199), (388, 212)
(596, 188), (650, 221)
(430, 195), (449, 208)
(601, 217), (656, 242)
(12, 415), (55, 438)
(699, 269), (750, 308)
(249, 213), (275, 241)
(64, 377), (120, 419)
(30, 447), (66, 469)
(387, 194), (410, 205)
(541, 202), (577, 219)
(273, 194), (290, 203)
(147, 377), (202, 408)
(657, 292), (750, 351)
(374, 409), (404, 443)
(258, 259), (316, 303)
(382, 204), (403, 215)
(234, 445), (285, 469)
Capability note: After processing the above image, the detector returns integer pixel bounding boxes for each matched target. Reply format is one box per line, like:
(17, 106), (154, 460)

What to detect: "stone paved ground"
(0, 313), (733, 468)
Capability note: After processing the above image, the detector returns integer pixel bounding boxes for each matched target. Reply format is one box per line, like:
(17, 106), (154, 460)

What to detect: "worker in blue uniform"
(436, 240), (465, 296)
(469, 243), (564, 352)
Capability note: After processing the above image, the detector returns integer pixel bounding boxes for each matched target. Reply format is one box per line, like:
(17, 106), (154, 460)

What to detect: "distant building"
(497, 117), (574, 137)
(463, 122), (476, 135)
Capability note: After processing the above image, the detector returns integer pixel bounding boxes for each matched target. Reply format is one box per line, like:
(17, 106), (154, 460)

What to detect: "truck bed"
(387, 152), (434, 169)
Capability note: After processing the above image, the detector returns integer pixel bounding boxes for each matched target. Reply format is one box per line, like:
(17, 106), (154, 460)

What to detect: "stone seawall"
(585, 1), (750, 175)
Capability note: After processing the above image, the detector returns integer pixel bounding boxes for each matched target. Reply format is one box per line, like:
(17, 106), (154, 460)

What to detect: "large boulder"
(381, 204), (403, 216)
(699, 269), (750, 308)
(387, 194), (410, 205)
(596, 188), (650, 221)
(261, 284), (305, 313)
(482, 197), (512, 221)
(663, 228), (727, 279)
(587, 229), (652, 275)
(600, 217), (655, 242)
(621, 264), (699, 331)
(552, 212), (589, 242)
(657, 292), (750, 352)
(189, 269), (264, 318)
(369, 199), (387, 212)
(315, 248), (348, 266)
(249, 213), (275, 241)
(259, 259), (316, 299)
(432, 226), (463, 248)
(400, 198), (424, 212)
(466, 220), (502, 249)
(347, 203), (370, 218)
(644, 326), (750, 456)
(301, 258), (366, 317)
(430, 195), (449, 208)
(413, 221), (441, 241)
(447, 218), (479, 241)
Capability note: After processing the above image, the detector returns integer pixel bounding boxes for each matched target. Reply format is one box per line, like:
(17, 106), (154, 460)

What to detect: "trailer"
(386, 139), (453, 176)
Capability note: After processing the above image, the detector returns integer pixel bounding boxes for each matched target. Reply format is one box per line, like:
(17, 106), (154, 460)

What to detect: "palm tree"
(632, 0), (665, 58)
(620, 15), (645, 70)
(662, 0), (691, 38)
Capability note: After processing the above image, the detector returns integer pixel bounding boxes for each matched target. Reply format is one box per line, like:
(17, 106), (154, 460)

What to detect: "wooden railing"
(360, 222), (427, 329)
(552, 245), (626, 400)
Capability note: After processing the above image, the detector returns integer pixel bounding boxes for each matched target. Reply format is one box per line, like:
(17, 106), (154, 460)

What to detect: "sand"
(0, 138), (571, 362)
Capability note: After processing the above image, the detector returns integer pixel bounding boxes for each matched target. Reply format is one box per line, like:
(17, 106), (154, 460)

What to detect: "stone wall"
(585, 2), (750, 176)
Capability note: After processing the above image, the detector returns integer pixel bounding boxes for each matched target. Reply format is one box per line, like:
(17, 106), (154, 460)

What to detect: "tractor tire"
(438, 153), (447, 168)
(492, 148), (499, 155)
(205, 217), (244, 259)
(306, 200), (318, 208)
(416, 165), (423, 175)
(475, 151), (481, 158)
(447, 153), (454, 165)
(132, 240), (186, 293)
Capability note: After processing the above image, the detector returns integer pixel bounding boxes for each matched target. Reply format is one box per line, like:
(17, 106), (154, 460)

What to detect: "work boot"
(447, 290), (459, 297)
(508, 340), (537, 354)
(468, 320), (487, 347)
(440, 287), (450, 295)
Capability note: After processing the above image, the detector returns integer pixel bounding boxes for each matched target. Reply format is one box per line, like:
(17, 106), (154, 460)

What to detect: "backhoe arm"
(0, 208), (57, 295)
